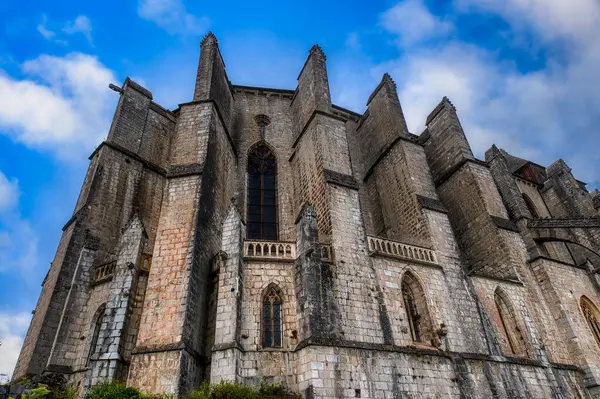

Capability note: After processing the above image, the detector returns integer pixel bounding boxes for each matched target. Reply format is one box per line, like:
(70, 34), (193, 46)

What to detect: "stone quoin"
(12, 32), (600, 398)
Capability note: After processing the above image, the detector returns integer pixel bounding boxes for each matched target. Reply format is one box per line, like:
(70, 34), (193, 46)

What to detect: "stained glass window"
(263, 287), (282, 348)
(248, 145), (277, 240)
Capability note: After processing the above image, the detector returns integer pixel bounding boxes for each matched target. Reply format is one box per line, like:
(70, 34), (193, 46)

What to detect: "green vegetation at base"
(10, 379), (299, 399)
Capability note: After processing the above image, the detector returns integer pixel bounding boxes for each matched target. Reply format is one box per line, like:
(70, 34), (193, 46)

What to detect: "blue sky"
(0, 0), (599, 377)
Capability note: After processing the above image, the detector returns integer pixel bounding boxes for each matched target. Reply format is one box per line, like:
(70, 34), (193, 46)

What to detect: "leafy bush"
(84, 382), (150, 399)
(186, 380), (299, 399)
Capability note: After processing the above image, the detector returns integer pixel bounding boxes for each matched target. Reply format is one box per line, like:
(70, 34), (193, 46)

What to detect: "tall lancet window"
(263, 286), (283, 348)
(581, 296), (600, 348)
(87, 304), (105, 365)
(401, 272), (433, 344)
(248, 144), (277, 240)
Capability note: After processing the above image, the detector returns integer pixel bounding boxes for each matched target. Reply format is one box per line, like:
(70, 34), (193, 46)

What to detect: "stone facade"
(13, 32), (600, 398)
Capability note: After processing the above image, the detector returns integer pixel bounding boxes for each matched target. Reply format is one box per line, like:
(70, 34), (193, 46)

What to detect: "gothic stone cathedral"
(13, 33), (600, 398)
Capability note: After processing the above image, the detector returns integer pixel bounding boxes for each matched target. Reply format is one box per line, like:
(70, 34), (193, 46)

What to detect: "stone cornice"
(527, 217), (600, 229)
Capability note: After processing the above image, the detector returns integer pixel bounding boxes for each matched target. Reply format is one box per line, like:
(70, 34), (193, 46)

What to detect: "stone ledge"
(166, 163), (204, 178)
(89, 141), (167, 176)
(470, 272), (523, 286)
(132, 341), (207, 363)
(323, 169), (359, 190)
(417, 195), (447, 213)
(293, 338), (582, 372)
(491, 216), (519, 232)
(527, 217), (600, 229)
(212, 341), (245, 353)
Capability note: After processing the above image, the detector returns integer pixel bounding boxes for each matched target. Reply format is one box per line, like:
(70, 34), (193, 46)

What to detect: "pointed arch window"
(87, 304), (105, 365)
(247, 144), (277, 240)
(263, 286), (282, 348)
(494, 289), (528, 356)
(522, 193), (539, 219)
(581, 296), (600, 348)
(401, 273), (432, 344)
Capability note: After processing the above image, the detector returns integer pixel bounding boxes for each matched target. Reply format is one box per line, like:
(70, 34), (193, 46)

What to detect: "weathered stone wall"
(16, 33), (600, 399)
(231, 89), (296, 242)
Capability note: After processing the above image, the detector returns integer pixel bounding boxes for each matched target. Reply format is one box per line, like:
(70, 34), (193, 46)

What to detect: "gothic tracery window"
(494, 289), (528, 357)
(87, 304), (105, 365)
(581, 296), (600, 348)
(401, 272), (432, 344)
(247, 144), (277, 240)
(263, 286), (282, 348)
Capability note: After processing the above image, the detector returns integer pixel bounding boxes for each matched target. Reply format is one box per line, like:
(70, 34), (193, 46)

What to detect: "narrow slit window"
(248, 145), (277, 240)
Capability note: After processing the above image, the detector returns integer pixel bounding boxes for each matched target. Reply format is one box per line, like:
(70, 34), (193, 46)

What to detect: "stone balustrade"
(94, 261), (116, 282)
(244, 241), (296, 260)
(243, 241), (334, 262)
(366, 236), (438, 265)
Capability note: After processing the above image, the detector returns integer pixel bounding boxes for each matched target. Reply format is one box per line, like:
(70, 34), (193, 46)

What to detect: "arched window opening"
(263, 286), (283, 348)
(87, 304), (105, 365)
(247, 144), (277, 240)
(401, 273), (432, 344)
(494, 290), (528, 357)
(522, 193), (539, 219)
(581, 296), (600, 348)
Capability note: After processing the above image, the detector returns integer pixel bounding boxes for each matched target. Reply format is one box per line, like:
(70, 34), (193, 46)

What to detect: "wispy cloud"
(63, 15), (93, 46)
(0, 170), (38, 277)
(0, 172), (18, 212)
(330, 0), (600, 189)
(0, 53), (117, 159)
(138, 0), (209, 35)
(36, 14), (93, 46)
(380, 0), (453, 46)
(36, 15), (56, 40)
(0, 311), (31, 377)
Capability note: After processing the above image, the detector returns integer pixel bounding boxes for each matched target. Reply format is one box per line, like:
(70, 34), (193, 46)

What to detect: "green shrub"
(84, 381), (150, 399)
(186, 380), (299, 399)
(23, 386), (51, 399)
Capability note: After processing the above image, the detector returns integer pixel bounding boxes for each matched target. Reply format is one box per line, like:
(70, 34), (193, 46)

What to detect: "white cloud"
(0, 170), (38, 275)
(63, 15), (93, 46)
(457, 0), (600, 46)
(138, 0), (209, 35)
(0, 311), (31, 378)
(331, 0), (600, 189)
(0, 172), (19, 213)
(0, 53), (117, 159)
(381, 0), (453, 46)
(36, 15), (55, 40)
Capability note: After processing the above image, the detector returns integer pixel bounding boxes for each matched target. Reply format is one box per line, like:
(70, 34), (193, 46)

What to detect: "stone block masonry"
(13, 31), (600, 399)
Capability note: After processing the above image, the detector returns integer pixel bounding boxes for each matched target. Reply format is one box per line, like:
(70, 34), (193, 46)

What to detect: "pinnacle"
(201, 31), (218, 47)
(441, 96), (456, 111)
(381, 73), (397, 89)
(309, 44), (326, 59)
